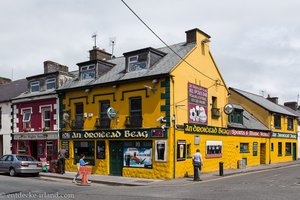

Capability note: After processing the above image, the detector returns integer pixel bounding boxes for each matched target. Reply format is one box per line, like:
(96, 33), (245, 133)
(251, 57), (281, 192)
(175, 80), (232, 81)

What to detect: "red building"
(11, 61), (74, 162)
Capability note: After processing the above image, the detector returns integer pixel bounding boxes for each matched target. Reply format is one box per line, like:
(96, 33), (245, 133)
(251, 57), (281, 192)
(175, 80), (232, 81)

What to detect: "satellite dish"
(107, 107), (117, 120)
(224, 104), (234, 115)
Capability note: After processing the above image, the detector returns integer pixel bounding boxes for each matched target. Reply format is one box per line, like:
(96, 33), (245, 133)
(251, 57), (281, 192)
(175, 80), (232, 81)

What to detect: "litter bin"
(219, 162), (224, 176)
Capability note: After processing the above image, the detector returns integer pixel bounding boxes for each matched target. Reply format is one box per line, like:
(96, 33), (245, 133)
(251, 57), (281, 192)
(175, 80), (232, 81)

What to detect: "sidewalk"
(40, 159), (300, 186)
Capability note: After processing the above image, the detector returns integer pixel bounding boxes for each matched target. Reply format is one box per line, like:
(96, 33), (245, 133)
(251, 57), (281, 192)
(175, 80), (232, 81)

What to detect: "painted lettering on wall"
(228, 129), (271, 138)
(184, 123), (228, 135)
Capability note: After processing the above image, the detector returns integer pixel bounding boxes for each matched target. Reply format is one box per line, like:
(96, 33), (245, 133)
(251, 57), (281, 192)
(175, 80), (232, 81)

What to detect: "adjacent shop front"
(61, 128), (168, 178)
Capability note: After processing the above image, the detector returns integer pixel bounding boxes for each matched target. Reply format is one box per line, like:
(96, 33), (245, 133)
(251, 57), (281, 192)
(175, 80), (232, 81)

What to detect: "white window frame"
(46, 78), (56, 90)
(42, 107), (51, 129)
(81, 65), (96, 80)
(30, 81), (40, 92)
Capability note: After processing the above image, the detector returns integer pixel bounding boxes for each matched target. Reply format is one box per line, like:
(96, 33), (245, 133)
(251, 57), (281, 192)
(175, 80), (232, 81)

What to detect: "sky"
(1, 0), (300, 104)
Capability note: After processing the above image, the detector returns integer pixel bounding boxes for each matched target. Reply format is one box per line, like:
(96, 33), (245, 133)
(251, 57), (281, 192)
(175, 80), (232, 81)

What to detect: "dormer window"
(229, 109), (243, 124)
(30, 81), (40, 92)
(46, 78), (56, 90)
(81, 65), (95, 80)
(128, 54), (147, 72)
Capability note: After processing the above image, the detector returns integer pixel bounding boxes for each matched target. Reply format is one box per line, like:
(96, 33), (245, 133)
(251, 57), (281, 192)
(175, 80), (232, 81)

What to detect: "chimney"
(44, 61), (68, 74)
(89, 47), (112, 61)
(0, 77), (12, 85)
(266, 94), (278, 104)
(284, 101), (298, 111)
(185, 28), (211, 44)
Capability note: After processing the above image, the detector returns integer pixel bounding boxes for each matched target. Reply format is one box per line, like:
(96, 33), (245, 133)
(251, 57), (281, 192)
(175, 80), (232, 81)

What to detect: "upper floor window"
(30, 81), (40, 92)
(287, 117), (294, 130)
(22, 110), (31, 130)
(42, 108), (51, 130)
(46, 78), (56, 90)
(211, 96), (220, 119)
(229, 109), (243, 124)
(125, 97), (142, 127)
(274, 114), (281, 129)
(73, 103), (84, 129)
(97, 100), (110, 129)
(81, 65), (95, 80)
(128, 54), (147, 72)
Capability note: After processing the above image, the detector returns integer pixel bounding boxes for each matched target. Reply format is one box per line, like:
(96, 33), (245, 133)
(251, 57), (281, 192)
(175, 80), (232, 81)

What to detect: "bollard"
(219, 162), (224, 176)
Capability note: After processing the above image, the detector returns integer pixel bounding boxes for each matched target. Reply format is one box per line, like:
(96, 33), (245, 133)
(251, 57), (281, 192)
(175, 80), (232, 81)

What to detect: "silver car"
(0, 154), (42, 176)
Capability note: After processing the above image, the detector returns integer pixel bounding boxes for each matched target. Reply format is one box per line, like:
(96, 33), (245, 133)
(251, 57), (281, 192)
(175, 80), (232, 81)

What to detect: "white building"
(0, 79), (27, 156)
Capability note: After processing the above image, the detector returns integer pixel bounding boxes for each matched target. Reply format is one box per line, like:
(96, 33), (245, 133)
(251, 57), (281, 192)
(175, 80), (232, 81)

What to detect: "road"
(0, 164), (300, 200)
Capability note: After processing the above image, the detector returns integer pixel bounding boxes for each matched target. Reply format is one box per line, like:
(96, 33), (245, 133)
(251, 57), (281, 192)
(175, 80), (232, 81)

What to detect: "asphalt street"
(0, 164), (300, 200)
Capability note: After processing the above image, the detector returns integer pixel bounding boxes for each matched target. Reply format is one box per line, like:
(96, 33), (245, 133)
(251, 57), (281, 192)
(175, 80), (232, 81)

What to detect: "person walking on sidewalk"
(58, 149), (66, 174)
(73, 154), (90, 184)
(192, 149), (203, 181)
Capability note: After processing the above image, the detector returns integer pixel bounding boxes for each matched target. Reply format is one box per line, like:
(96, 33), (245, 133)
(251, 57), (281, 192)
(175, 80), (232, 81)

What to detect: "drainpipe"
(171, 76), (176, 179)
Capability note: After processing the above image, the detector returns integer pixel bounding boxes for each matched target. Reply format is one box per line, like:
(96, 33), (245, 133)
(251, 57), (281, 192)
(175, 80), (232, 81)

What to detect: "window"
(97, 100), (110, 128)
(206, 141), (222, 158)
(271, 143), (274, 151)
(287, 117), (294, 130)
(240, 143), (249, 153)
(285, 142), (291, 156)
(73, 103), (84, 129)
(81, 65), (95, 80)
(278, 142), (282, 156)
(274, 115), (281, 129)
(126, 97), (142, 127)
(30, 81), (40, 92)
(46, 78), (56, 90)
(22, 110), (31, 130)
(128, 53), (147, 72)
(42, 108), (51, 130)
(253, 142), (258, 156)
(211, 96), (220, 119)
(74, 141), (95, 165)
(0, 107), (2, 129)
(229, 109), (243, 124)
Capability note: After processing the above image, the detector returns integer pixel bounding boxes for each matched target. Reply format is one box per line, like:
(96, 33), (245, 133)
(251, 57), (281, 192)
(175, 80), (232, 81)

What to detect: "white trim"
(21, 107), (33, 114)
(206, 140), (222, 146)
(39, 104), (52, 113)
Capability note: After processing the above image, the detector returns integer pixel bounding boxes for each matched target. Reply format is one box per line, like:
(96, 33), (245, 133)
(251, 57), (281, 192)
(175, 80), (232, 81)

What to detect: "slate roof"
(228, 104), (269, 131)
(279, 105), (300, 118)
(0, 79), (28, 103)
(230, 88), (297, 117)
(59, 42), (196, 90)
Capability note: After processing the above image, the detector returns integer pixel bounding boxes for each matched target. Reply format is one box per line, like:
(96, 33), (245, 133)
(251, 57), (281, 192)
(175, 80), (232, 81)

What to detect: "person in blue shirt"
(73, 154), (90, 183)
(192, 149), (203, 181)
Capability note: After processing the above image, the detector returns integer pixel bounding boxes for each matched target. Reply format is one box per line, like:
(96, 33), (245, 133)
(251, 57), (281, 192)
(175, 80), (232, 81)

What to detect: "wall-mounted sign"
(177, 140), (186, 161)
(272, 132), (297, 139)
(188, 83), (208, 125)
(61, 128), (167, 140)
(184, 123), (228, 135)
(228, 129), (270, 138)
(14, 132), (58, 140)
(123, 141), (152, 169)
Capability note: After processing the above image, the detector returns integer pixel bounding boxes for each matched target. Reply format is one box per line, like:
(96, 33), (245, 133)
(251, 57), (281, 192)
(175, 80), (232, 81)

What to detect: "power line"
(121, 0), (223, 84)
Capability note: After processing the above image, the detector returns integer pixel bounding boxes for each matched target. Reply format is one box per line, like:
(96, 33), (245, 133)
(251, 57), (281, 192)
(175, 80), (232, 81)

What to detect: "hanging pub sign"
(184, 123), (228, 135)
(61, 128), (167, 140)
(188, 82), (208, 125)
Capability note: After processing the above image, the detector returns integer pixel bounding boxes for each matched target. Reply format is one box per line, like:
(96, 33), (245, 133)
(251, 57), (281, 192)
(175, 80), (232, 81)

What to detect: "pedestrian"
(73, 154), (90, 184)
(192, 149), (203, 181)
(58, 149), (66, 174)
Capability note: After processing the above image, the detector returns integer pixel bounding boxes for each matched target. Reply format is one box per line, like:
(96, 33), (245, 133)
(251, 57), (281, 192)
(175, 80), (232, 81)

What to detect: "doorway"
(0, 135), (3, 156)
(260, 143), (266, 164)
(109, 141), (123, 176)
(292, 143), (297, 161)
(30, 141), (38, 159)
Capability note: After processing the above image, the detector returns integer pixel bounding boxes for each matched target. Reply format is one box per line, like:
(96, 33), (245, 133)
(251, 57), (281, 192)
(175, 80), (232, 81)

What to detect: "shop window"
(123, 140), (152, 168)
(287, 117), (294, 130)
(30, 81), (40, 92)
(96, 141), (105, 159)
(253, 142), (258, 156)
(72, 103), (84, 129)
(240, 143), (249, 153)
(18, 141), (28, 154)
(278, 142), (282, 156)
(125, 97), (142, 128)
(285, 142), (291, 156)
(274, 115), (281, 129)
(74, 141), (95, 165)
(229, 109), (243, 124)
(271, 143), (274, 151)
(96, 100), (110, 128)
(206, 140), (222, 158)
(46, 78), (56, 90)
(42, 107), (51, 130)
(186, 144), (192, 158)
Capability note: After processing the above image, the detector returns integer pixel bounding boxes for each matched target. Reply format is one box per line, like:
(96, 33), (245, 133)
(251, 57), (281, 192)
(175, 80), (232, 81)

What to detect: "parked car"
(0, 154), (42, 176)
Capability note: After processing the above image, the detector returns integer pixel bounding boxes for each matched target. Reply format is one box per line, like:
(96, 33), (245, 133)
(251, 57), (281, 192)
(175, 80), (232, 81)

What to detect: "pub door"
(109, 141), (123, 176)
(292, 143), (297, 161)
(260, 143), (266, 164)
(30, 141), (38, 159)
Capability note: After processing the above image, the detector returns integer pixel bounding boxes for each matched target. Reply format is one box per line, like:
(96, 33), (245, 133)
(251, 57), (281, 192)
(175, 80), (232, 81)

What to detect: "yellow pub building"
(58, 28), (297, 179)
